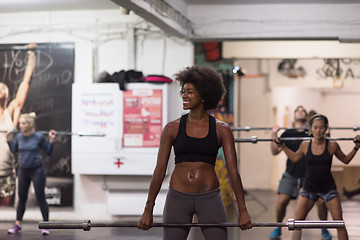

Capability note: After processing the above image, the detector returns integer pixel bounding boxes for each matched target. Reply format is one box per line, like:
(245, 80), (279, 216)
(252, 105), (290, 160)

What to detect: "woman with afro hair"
(138, 65), (252, 240)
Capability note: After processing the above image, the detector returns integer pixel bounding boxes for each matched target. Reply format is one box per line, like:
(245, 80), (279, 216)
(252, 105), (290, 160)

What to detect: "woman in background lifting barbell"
(274, 114), (360, 240)
(7, 112), (56, 236)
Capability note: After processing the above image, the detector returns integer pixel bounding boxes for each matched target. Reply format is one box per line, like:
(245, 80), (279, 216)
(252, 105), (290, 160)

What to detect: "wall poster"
(0, 42), (74, 207)
(123, 89), (162, 148)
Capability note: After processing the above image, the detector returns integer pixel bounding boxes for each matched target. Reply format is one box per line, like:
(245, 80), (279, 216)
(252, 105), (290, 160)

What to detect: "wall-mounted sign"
(123, 89), (162, 147)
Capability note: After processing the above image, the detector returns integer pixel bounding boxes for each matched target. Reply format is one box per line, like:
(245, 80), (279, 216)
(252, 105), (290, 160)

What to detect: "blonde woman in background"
(0, 45), (36, 206)
(7, 112), (56, 235)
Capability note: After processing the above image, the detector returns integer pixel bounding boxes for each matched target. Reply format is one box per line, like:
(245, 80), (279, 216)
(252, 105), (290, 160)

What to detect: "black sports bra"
(173, 114), (220, 165)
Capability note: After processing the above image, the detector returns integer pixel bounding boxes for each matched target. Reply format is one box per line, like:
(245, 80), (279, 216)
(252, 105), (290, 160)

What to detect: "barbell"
(0, 45), (46, 51)
(231, 126), (360, 132)
(0, 130), (105, 137)
(235, 136), (358, 144)
(37, 130), (105, 137)
(38, 219), (344, 232)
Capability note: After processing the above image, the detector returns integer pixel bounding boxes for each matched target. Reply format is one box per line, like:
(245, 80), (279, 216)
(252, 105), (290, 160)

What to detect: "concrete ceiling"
(2, 0), (360, 13)
(2, 0), (360, 41)
(183, 0), (360, 4)
(112, 0), (360, 41)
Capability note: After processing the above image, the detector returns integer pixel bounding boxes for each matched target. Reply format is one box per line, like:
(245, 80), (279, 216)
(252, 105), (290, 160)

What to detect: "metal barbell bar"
(0, 45), (47, 51)
(37, 131), (105, 137)
(231, 126), (360, 132)
(235, 136), (358, 144)
(38, 219), (345, 231)
(0, 130), (105, 137)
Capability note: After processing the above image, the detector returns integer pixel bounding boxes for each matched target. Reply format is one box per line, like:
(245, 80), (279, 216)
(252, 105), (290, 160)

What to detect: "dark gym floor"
(1, 189), (359, 240)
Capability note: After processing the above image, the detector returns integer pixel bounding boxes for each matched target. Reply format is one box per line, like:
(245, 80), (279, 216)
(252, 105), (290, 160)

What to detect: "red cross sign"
(114, 158), (124, 168)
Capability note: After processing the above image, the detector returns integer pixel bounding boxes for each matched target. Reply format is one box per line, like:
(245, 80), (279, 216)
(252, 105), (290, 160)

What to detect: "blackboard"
(0, 42), (74, 206)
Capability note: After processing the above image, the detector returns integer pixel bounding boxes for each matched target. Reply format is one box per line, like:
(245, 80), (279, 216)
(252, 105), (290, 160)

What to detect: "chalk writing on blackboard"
(1, 42), (74, 207)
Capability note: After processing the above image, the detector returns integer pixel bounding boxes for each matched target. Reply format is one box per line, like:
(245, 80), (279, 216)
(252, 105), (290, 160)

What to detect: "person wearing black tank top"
(275, 114), (360, 240)
(269, 106), (332, 240)
(138, 66), (252, 240)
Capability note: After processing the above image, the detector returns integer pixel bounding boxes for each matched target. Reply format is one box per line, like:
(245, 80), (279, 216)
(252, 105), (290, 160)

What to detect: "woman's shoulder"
(214, 118), (231, 130)
(32, 132), (45, 140)
(34, 131), (43, 137)
(214, 118), (232, 138)
(328, 139), (339, 149)
(167, 117), (181, 126)
(300, 140), (310, 148)
(163, 117), (181, 133)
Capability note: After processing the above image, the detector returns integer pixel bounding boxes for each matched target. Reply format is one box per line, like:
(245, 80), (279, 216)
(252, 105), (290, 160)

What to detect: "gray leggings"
(163, 187), (227, 240)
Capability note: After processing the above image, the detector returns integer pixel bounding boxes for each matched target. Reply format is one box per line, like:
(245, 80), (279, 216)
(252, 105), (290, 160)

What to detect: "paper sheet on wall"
(79, 93), (116, 137)
(123, 89), (162, 147)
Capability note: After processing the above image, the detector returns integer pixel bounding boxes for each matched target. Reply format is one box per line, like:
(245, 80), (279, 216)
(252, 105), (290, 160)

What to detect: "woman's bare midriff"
(170, 162), (219, 194)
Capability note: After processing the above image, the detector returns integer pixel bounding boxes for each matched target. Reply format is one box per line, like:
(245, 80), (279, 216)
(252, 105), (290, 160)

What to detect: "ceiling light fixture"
(233, 66), (246, 77)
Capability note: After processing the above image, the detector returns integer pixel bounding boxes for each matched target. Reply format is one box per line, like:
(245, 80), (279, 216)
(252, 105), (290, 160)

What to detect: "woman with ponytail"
(7, 112), (56, 236)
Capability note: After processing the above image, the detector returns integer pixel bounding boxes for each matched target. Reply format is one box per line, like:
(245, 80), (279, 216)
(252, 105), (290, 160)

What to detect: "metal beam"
(0, 130), (105, 137)
(111, 0), (192, 39)
(235, 136), (357, 143)
(231, 126), (360, 132)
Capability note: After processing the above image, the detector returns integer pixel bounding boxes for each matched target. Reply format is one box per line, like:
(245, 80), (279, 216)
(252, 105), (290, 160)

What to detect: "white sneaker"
(41, 229), (50, 235)
(8, 224), (21, 234)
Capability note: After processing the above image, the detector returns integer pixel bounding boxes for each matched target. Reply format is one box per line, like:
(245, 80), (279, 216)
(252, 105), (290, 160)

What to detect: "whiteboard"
(72, 83), (121, 154)
(71, 83), (169, 175)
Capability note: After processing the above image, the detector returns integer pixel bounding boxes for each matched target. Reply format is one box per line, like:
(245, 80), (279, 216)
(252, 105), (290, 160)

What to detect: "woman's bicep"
(219, 124), (237, 168)
(298, 142), (307, 158)
(39, 136), (53, 155)
(154, 124), (175, 170)
(333, 142), (347, 162)
(7, 141), (18, 153)
(284, 142), (306, 162)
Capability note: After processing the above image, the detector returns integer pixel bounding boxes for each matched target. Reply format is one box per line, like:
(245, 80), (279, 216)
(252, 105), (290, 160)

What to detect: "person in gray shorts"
(269, 106), (331, 239)
(278, 171), (303, 200)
